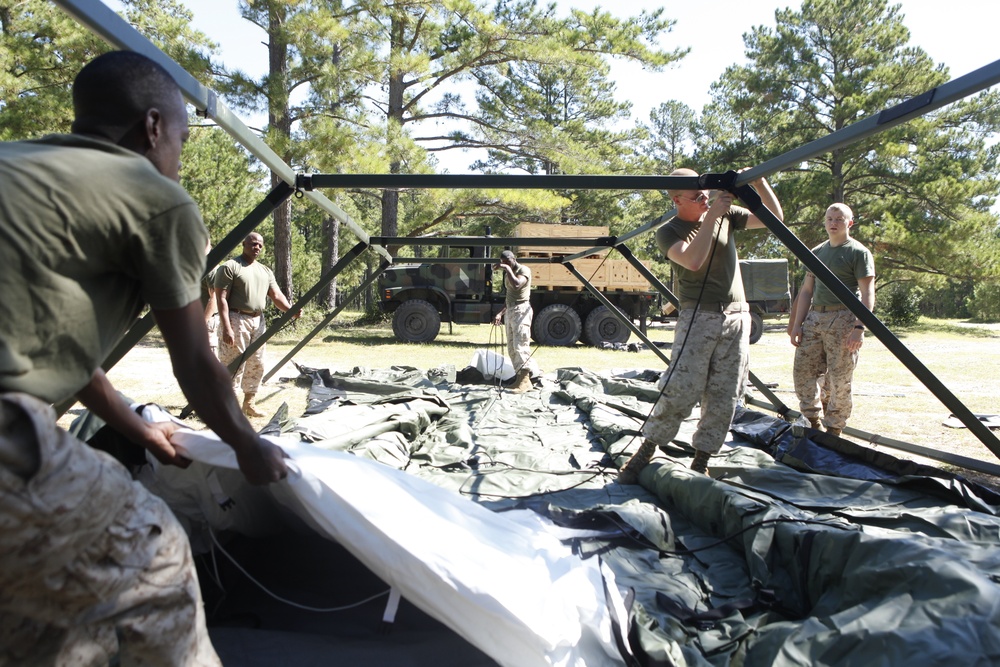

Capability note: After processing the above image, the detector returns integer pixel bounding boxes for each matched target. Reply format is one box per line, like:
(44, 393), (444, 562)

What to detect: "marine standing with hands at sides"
(788, 203), (875, 437)
(0, 50), (287, 666)
(215, 232), (299, 418)
(618, 168), (783, 482)
(492, 249), (541, 393)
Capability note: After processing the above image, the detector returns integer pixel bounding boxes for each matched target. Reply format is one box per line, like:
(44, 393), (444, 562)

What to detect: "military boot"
(690, 449), (711, 475)
(509, 369), (532, 394)
(242, 393), (264, 418)
(826, 427), (842, 438)
(809, 419), (824, 431)
(617, 438), (658, 485)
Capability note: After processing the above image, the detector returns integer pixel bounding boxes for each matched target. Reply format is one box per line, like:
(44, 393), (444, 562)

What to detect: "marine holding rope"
(618, 168), (782, 481)
(492, 249), (541, 393)
(0, 51), (287, 665)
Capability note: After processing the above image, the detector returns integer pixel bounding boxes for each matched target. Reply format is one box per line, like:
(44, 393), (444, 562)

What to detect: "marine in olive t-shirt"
(654, 205), (751, 305)
(0, 134), (208, 403)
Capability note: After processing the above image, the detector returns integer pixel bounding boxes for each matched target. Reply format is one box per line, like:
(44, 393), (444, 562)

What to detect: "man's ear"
(143, 108), (163, 151)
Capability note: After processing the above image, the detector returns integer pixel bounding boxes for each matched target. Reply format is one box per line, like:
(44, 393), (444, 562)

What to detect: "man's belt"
(680, 300), (748, 313)
(811, 304), (848, 312)
(230, 308), (262, 316)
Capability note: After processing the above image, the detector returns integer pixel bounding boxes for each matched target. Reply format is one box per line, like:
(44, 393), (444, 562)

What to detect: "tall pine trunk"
(320, 215), (340, 310)
(268, 2), (294, 299)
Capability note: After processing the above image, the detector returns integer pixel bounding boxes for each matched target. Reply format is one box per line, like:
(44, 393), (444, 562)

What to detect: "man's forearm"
(217, 292), (232, 331)
(754, 178), (783, 221)
(76, 369), (150, 443)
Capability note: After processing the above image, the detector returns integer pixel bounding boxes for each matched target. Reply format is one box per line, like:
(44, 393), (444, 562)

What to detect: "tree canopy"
(4, 0), (1000, 315)
(690, 0), (1000, 288)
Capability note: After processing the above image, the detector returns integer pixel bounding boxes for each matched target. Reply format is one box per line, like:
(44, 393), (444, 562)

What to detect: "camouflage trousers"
(218, 311), (266, 395)
(642, 308), (750, 455)
(206, 313), (219, 357)
(0, 392), (220, 667)
(506, 302), (540, 377)
(793, 309), (859, 430)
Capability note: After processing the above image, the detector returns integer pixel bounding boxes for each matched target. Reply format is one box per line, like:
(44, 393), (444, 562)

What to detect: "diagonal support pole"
(561, 262), (670, 366)
(55, 182), (296, 418)
(262, 259), (392, 383)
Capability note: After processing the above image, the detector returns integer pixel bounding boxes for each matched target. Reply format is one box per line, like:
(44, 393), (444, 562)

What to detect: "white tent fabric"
(143, 406), (627, 667)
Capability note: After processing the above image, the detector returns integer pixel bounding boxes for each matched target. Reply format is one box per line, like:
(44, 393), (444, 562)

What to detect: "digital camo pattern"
(380, 263), (488, 299)
(0, 393), (220, 667)
(793, 309), (860, 430)
(218, 312), (266, 395)
(620, 309), (749, 478)
(506, 302), (540, 377)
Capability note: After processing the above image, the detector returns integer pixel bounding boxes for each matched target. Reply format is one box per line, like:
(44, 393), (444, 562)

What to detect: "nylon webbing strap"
(378, 587), (402, 634)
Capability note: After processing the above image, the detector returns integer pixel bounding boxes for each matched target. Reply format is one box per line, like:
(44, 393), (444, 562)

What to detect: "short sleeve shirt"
(0, 135), (208, 403)
(809, 238), (875, 307)
(201, 266), (219, 309)
(505, 263), (532, 307)
(655, 206), (751, 304)
(214, 256), (278, 313)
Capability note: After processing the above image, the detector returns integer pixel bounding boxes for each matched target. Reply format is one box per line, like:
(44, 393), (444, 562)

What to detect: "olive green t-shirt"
(505, 263), (532, 307)
(214, 256), (279, 313)
(809, 238), (875, 307)
(0, 135), (209, 403)
(655, 206), (751, 304)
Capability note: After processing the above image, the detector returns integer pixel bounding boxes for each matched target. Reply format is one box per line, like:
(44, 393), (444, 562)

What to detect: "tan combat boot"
(242, 393), (264, 418)
(509, 369), (532, 394)
(617, 438), (658, 485)
(826, 427), (842, 438)
(690, 449), (711, 475)
(809, 419), (824, 431)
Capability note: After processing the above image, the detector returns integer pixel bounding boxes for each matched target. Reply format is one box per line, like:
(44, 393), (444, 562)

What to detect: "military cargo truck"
(740, 258), (791, 344)
(379, 224), (657, 346)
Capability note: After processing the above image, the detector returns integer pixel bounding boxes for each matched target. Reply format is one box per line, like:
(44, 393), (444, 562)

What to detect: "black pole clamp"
(295, 173), (314, 196)
(697, 170), (739, 191)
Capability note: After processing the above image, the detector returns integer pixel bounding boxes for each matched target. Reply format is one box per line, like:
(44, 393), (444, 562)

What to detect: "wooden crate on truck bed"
(513, 222), (610, 258)
(512, 223), (651, 291)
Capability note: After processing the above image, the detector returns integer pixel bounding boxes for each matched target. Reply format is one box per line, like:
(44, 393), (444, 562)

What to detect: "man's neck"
(828, 233), (851, 247)
(242, 254), (257, 265)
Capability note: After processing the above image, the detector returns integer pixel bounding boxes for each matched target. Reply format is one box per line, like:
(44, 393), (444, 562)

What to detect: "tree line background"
(3, 0), (1000, 323)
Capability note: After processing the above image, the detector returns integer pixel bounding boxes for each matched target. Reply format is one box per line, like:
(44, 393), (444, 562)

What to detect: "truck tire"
(392, 299), (442, 343)
(583, 306), (631, 347)
(533, 304), (582, 346)
(748, 311), (764, 345)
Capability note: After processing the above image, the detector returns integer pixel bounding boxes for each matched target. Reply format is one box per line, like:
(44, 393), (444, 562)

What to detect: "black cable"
(608, 207), (727, 461)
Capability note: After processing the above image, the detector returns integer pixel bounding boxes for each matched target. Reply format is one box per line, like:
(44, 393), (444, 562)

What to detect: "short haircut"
(667, 167), (699, 200)
(71, 51), (181, 135)
(500, 249), (516, 262)
(826, 203), (854, 220)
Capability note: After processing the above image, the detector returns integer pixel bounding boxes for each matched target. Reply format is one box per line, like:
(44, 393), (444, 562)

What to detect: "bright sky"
(175, 0), (997, 169)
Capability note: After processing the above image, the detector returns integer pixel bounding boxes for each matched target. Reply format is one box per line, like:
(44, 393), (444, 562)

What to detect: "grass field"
(63, 312), (1000, 487)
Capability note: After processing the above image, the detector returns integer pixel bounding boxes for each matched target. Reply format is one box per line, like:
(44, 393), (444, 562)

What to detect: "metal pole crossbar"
(53, 0), (391, 263)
